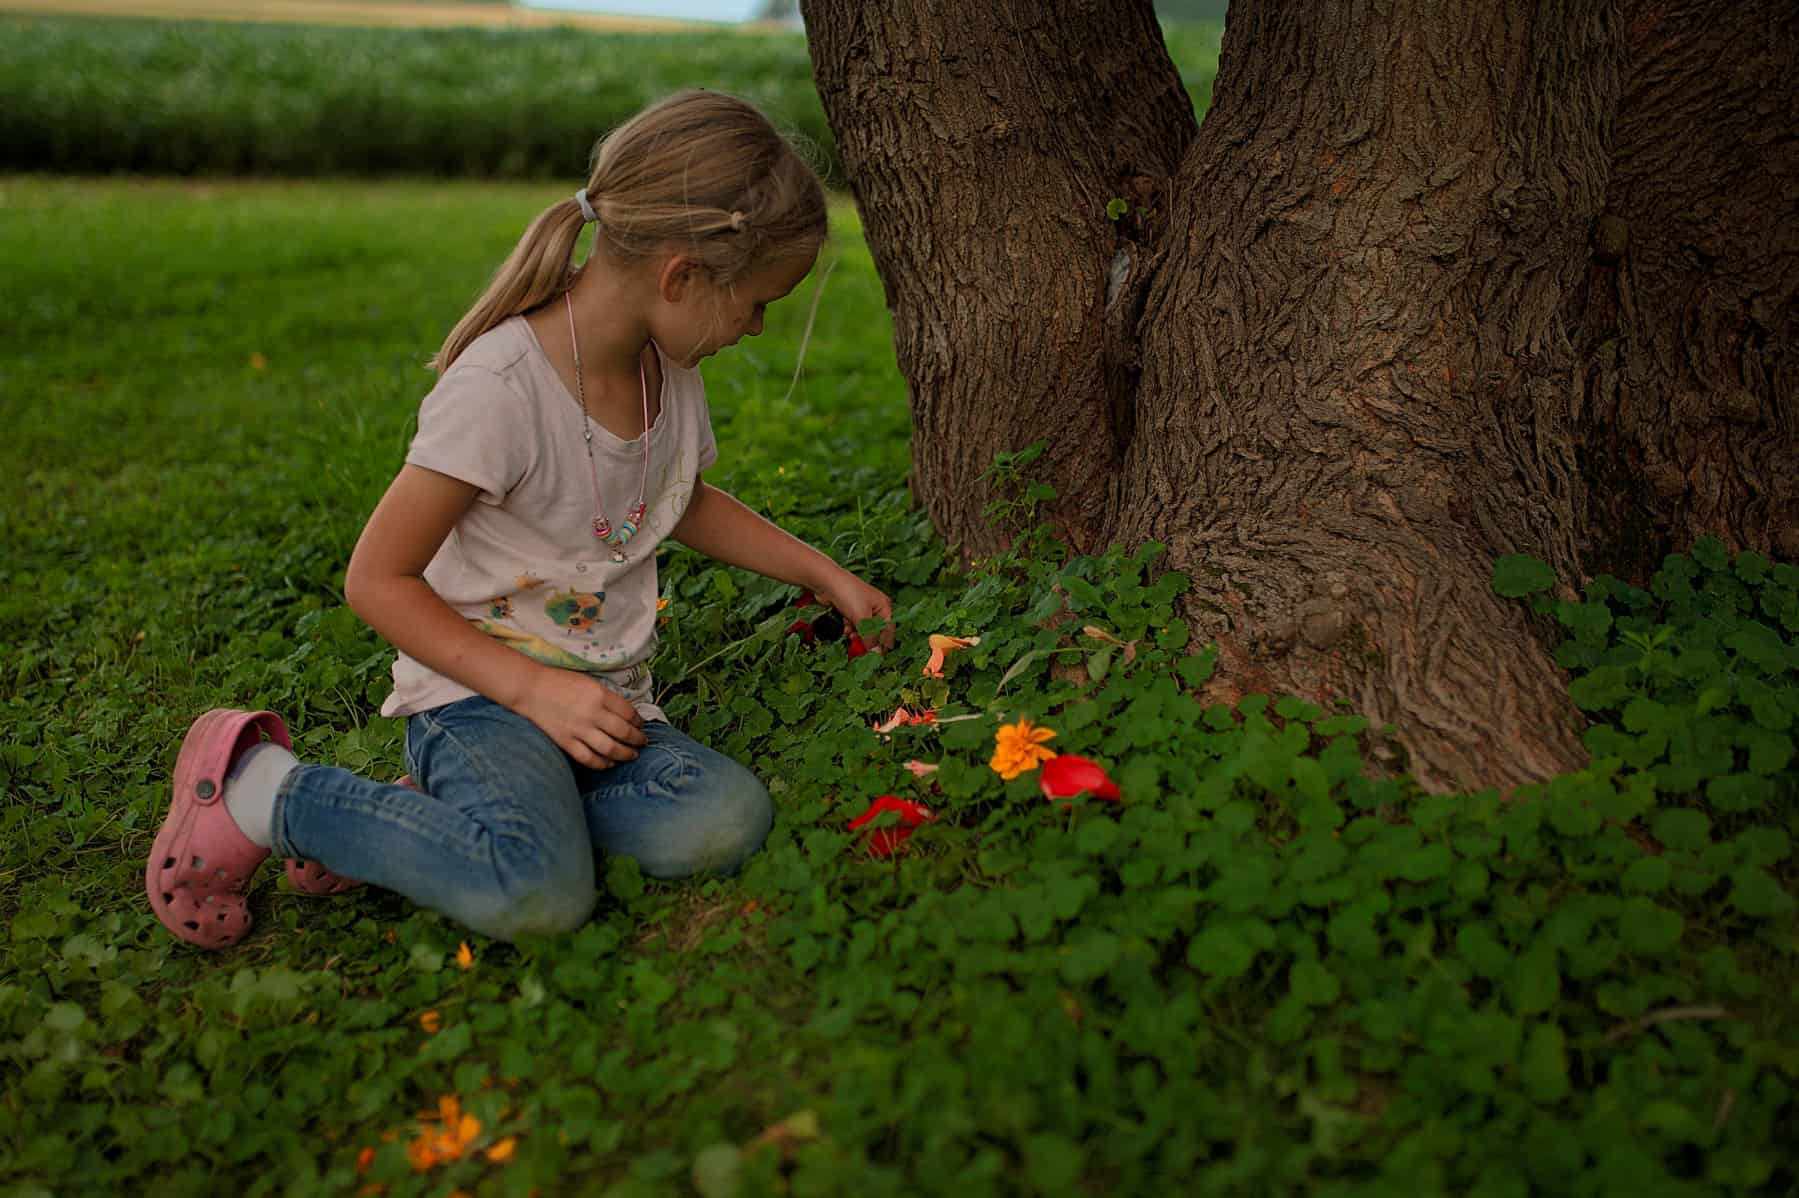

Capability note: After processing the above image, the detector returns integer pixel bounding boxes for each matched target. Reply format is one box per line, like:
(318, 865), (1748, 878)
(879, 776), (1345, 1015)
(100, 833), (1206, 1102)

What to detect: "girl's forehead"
(751, 250), (820, 296)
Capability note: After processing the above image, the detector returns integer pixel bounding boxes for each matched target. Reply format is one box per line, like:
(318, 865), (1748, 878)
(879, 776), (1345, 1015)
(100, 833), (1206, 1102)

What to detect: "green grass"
(2, 176), (1796, 1198)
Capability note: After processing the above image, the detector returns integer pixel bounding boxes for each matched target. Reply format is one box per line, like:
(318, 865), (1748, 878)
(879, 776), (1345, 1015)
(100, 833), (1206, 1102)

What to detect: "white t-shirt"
(379, 315), (716, 722)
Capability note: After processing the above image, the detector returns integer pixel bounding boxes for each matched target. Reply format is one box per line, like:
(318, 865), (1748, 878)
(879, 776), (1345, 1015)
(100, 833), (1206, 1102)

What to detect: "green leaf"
(691, 1143), (742, 1198)
(1729, 867), (1795, 918)
(1104, 197), (1129, 221)
(1026, 1133), (1083, 1192)
(1618, 898), (1683, 955)
(1621, 856), (1672, 894)
(1177, 649), (1218, 688)
(1061, 931), (1122, 984)
(1508, 943), (1559, 1016)
(1493, 554), (1556, 597)
(1188, 919), (1264, 979)
(1691, 535), (1729, 569)
(1519, 1024), (1569, 1102)
(1652, 808), (1711, 852)
(1290, 959), (1340, 1006)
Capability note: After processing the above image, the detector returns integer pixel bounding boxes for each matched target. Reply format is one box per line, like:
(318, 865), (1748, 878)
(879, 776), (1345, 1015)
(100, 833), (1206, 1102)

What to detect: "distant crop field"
(0, 12), (1219, 181)
(0, 0), (705, 31)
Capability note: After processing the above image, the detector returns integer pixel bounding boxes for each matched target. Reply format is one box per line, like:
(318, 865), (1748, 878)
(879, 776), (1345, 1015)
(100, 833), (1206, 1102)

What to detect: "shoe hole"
(191, 855), (205, 869)
(163, 856), (175, 869)
(161, 892), (173, 905)
(217, 912), (227, 921)
(183, 920), (199, 930)
(203, 895), (216, 905)
(215, 868), (227, 879)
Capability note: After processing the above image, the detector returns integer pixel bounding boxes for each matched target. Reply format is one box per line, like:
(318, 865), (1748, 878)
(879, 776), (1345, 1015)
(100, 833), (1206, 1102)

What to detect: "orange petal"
(456, 1114), (482, 1146)
(485, 1136), (518, 1163)
(454, 942), (474, 970)
(406, 1138), (439, 1172)
(872, 707), (909, 734)
(922, 634), (979, 677)
(418, 1010), (442, 1034)
(357, 1146), (376, 1173)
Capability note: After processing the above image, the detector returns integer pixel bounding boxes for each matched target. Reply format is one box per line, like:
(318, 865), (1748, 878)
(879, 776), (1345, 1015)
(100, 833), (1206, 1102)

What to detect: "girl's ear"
(656, 255), (706, 304)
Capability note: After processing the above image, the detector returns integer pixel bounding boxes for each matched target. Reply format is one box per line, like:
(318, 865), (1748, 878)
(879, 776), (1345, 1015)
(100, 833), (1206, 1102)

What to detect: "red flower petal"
(1039, 754), (1122, 803)
(846, 629), (869, 658)
(795, 590), (817, 608)
(787, 619), (816, 644)
(848, 795), (935, 857)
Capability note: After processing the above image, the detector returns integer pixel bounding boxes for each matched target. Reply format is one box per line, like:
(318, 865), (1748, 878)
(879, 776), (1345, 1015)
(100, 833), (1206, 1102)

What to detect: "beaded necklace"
(564, 291), (650, 565)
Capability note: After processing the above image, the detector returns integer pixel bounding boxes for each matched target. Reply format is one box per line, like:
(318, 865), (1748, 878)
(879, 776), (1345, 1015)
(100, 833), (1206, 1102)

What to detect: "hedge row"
(2, 15), (1219, 180)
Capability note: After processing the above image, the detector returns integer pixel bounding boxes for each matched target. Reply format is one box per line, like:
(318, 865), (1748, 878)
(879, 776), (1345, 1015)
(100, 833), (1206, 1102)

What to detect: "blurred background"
(0, 0), (1226, 182)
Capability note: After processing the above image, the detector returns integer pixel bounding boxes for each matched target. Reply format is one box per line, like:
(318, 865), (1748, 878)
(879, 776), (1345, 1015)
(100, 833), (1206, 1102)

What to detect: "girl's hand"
(814, 568), (895, 652)
(514, 667), (649, 769)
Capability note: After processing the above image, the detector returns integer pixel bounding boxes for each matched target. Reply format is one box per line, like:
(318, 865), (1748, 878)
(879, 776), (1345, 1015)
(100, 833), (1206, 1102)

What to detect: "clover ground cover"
(1, 176), (1794, 1197)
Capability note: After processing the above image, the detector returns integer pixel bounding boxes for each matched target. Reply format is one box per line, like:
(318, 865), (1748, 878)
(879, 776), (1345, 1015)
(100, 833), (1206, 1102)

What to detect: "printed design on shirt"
(489, 596), (513, 621)
(545, 589), (605, 635)
(515, 573), (546, 591)
(642, 440), (701, 542)
(472, 620), (601, 673)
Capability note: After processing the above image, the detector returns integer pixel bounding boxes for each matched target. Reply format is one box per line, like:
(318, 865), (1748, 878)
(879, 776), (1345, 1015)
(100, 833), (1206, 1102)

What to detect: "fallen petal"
(903, 760), (940, 778)
(848, 795), (935, 858)
(1040, 753), (1122, 802)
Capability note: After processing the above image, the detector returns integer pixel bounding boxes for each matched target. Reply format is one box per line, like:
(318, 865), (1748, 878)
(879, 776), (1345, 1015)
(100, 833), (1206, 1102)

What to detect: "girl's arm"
(344, 464), (647, 767)
(670, 480), (893, 648)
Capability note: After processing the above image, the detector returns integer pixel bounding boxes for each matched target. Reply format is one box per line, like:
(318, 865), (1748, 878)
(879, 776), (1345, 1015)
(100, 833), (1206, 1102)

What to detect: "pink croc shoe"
(283, 774), (414, 896)
(147, 708), (286, 948)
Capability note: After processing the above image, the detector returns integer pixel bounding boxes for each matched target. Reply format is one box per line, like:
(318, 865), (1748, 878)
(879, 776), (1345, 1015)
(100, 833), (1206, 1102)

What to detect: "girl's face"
(658, 249), (819, 368)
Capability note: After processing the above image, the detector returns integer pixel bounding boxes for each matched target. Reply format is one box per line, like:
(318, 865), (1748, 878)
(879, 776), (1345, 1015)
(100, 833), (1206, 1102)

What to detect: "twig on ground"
(1603, 1004), (1733, 1043)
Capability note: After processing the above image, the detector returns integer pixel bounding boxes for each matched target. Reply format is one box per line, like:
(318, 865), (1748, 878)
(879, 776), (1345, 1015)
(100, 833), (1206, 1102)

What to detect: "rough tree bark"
(1569, 1), (1799, 579)
(802, 0), (1197, 555)
(802, 0), (1796, 792)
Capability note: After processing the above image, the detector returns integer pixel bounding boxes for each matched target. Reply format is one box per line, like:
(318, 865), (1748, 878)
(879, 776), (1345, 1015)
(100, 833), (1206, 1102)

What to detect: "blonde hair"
(433, 89), (828, 373)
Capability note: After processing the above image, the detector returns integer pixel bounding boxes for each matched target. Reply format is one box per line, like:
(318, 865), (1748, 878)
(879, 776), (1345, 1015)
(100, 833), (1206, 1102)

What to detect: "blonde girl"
(147, 90), (892, 948)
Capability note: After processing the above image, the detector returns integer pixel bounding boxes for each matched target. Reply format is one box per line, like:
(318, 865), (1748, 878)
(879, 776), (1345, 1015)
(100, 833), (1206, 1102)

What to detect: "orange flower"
(485, 1136), (517, 1163)
(923, 634), (979, 678)
(407, 1096), (483, 1172)
(989, 718), (1057, 780)
(872, 705), (938, 734)
(356, 1146), (375, 1173)
(454, 942), (474, 970)
(418, 1010), (442, 1034)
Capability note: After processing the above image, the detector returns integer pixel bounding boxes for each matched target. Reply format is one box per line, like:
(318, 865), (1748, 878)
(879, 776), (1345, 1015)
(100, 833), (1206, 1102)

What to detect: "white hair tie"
(574, 188), (598, 224)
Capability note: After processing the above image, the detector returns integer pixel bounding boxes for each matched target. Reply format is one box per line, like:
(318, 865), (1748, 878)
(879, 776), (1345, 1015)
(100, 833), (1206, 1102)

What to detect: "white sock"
(223, 742), (298, 849)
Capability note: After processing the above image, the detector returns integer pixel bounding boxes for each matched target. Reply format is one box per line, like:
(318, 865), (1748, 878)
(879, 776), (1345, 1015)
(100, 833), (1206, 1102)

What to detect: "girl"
(146, 90), (892, 949)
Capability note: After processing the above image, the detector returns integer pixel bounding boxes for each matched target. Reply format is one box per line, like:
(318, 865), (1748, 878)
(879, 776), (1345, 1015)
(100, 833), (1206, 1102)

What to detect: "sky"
(519, 0), (764, 21)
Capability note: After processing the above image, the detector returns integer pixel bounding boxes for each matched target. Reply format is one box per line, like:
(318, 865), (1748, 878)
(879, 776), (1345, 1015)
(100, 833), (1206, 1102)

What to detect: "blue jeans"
(268, 695), (773, 941)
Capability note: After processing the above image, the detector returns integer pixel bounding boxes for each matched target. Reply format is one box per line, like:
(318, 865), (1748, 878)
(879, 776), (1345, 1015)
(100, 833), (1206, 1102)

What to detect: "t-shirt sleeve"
(695, 388), (718, 473)
(405, 365), (532, 504)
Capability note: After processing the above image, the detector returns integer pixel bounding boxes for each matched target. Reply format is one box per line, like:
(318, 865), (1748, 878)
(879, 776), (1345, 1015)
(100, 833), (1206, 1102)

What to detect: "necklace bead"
(565, 291), (652, 559)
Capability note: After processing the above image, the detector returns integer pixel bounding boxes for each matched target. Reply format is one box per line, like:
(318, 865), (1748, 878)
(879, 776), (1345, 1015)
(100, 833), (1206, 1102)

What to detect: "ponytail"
(431, 199), (587, 374)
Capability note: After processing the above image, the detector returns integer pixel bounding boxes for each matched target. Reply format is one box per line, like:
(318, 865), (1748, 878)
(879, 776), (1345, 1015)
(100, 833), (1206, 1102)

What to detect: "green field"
(2, 173), (1795, 1196)
(0, 14), (1222, 180)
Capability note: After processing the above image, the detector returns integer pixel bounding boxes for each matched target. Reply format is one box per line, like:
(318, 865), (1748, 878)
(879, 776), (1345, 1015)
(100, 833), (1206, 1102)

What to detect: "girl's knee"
(646, 766), (772, 879)
(461, 853), (595, 941)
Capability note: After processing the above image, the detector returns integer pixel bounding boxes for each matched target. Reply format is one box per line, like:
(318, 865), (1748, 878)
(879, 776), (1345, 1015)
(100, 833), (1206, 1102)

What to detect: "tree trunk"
(1569, 0), (1799, 578)
(803, 0), (1792, 791)
(803, 0), (1197, 555)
